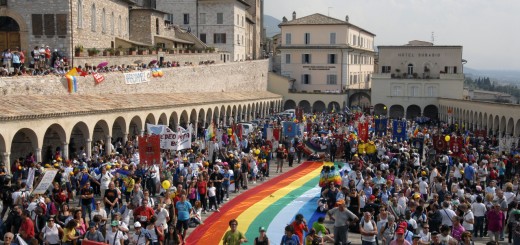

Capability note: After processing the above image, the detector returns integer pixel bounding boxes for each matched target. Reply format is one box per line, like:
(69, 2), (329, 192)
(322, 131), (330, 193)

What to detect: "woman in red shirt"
(197, 176), (208, 214)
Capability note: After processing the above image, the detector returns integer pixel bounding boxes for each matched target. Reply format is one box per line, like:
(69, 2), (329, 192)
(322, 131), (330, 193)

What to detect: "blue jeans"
(474, 216), (485, 237)
(82, 204), (92, 221)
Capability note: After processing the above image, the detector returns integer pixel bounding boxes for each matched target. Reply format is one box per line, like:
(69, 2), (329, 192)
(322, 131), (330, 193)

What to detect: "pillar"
(62, 142), (69, 161)
(2, 152), (10, 173)
(140, 130), (146, 137)
(192, 121), (198, 139)
(105, 135), (112, 155)
(85, 139), (92, 158)
(123, 133), (129, 144)
(35, 148), (42, 163)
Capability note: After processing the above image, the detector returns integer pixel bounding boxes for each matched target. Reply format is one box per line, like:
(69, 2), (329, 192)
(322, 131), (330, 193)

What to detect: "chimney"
(345, 15), (349, 22)
(282, 16), (287, 22)
(292, 11), (296, 20)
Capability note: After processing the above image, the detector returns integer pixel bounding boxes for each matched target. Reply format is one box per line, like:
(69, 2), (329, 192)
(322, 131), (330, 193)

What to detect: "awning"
(115, 37), (152, 47)
(154, 35), (194, 45)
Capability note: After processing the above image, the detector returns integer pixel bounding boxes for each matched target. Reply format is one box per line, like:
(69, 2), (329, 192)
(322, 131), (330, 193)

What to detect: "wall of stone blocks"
(72, 52), (222, 68)
(0, 60), (268, 96)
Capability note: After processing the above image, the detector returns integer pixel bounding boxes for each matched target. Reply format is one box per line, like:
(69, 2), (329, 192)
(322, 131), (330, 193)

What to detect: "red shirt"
(197, 181), (207, 196)
(20, 217), (35, 239)
(133, 206), (155, 223)
(291, 221), (306, 245)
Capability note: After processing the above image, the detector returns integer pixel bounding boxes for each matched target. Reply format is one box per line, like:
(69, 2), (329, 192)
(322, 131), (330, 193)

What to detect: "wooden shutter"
(44, 14), (55, 36)
(56, 14), (68, 36)
(32, 14), (43, 36)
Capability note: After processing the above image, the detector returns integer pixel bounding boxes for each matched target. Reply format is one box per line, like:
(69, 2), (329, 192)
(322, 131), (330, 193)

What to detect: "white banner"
(146, 124), (192, 150)
(32, 170), (58, 194)
(124, 70), (151, 84)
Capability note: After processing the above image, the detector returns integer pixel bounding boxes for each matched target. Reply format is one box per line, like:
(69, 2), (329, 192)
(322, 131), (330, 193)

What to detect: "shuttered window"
(56, 14), (68, 36)
(32, 14), (43, 36)
(44, 14), (55, 36)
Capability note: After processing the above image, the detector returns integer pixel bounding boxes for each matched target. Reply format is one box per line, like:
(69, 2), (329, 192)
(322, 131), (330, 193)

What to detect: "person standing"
(2, 49), (12, 72)
(276, 145), (287, 173)
(80, 181), (95, 221)
(106, 220), (125, 245)
(327, 199), (358, 245)
(254, 226), (269, 245)
(360, 212), (378, 245)
(175, 194), (192, 243)
(290, 214), (308, 244)
(487, 202), (504, 243)
(39, 216), (64, 245)
(104, 182), (119, 216)
(222, 219), (247, 244)
(19, 210), (35, 242)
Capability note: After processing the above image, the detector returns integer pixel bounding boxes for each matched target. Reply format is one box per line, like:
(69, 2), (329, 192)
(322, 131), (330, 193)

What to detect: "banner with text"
(32, 170), (58, 194)
(138, 135), (161, 165)
(146, 123), (192, 150)
(124, 70), (151, 84)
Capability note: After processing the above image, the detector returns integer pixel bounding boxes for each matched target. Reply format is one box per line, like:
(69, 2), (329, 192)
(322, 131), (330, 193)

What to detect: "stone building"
(0, 0), (204, 64)
(156, 0), (264, 61)
(371, 40), (465, 120)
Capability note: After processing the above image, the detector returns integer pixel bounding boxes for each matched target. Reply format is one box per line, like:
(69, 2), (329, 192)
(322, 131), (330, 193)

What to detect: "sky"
(264, 0), (520, 71)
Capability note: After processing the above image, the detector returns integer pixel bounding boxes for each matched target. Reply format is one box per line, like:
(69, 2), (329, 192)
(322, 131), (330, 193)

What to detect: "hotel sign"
(398, 53), (441, 57)
(303, 65), (336, 70)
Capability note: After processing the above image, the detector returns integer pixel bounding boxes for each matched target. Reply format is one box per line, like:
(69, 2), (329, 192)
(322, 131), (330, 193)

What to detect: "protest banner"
(32, 170), (58, 194)
(146, 123), (192, 150)
(124, 70), (151, 84)
(93, 73), (105, 84)
(138, 135), (161, 165)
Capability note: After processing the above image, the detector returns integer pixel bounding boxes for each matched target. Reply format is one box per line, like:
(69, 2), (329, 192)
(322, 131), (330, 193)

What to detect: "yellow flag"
(66, 67), (79, 76)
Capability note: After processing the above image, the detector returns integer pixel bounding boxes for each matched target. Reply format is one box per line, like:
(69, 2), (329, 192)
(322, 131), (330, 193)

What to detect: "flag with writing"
(358, 121), (369, 142)
(283, 121), (297, 138)
(392, 120), (407, 142)
(374, 118), (387, 137)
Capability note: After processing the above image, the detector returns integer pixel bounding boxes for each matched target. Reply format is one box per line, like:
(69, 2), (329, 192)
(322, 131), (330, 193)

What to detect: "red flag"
(273, 128), (280, 141)
(450, 137), (463, 157)
(138, 135), (161, 165)
(358, 121), (369, 142)
(93, 73), (105, 84)
(433, 135), (447, 152)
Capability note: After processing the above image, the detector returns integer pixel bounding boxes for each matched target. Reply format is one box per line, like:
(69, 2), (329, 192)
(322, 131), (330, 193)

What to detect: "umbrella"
(97, 61), (108, 68)
(150, 60), (158, 64)
(133, 60), (142, 64)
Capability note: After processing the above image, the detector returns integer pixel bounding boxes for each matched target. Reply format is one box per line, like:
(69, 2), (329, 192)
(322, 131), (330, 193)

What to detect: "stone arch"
(515, 119), (520, 137)
(205, 108), (212, 127)
(349, 92), (371, 108)
(488, 114), (494, 134)
(313, 101), (326, 113)
(478, 112), (483, 129)
(92, 120), (110, 149)
(237, 105), (242, 122)
(374, 103), (387, 116)
(145, 113), (156, 126)
(298, 100), (311, 113)
(169, 112), (178, 131)
(130, 115), (143, 136)
(328, 102), (341, 113)
(70, 121), (90, 158)
(213, 106), (219, 126)
(423, 105), (438, 120)
(248, 104), (252, 121)
(0, 133), (6, 158)
(112, 116), (126, 144)
(226, 106), (232, 126)
(483, 113), (488, 130)
(232, 105), (237, 124)
(158, 113), (168, 125)
(11, 128), (39, 164)
(507, 118), (514, 136)
(389, 105), (405, 119)
(189, 109), (197, 127)
(500, 116), (507, 136)
(0, 10), (29, 53)
(180, 110), (189, 129)
(406, 105), (421, 119)
(284, 100), (296, 110)
(42, 124), (67, 162)
(493, 115), (500, 134)
(198, 108), (206, 129)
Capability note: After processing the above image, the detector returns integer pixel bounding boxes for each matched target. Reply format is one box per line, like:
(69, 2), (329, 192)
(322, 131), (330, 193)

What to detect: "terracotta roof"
(279, 13), (375, 36)
(0, 92), (281, 121)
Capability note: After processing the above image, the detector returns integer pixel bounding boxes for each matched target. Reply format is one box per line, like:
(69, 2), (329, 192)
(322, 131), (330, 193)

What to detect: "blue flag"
(374, 118), (388, 137)
(283, 121), (297, 138)
(392, 120), (407, 142)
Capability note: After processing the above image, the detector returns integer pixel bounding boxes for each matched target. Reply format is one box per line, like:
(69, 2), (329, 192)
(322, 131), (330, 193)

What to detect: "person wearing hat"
(84, 221), (104, 242)
(105, 220), (124, 245)
(253, 226), (269, 245)
(327, 198), (358, 245)
(131, 221), (151, 245)
(389, 228), (411, 245)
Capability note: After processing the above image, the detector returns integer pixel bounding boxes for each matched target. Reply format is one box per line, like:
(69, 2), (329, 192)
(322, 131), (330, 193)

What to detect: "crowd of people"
(1, 110), (519, 245)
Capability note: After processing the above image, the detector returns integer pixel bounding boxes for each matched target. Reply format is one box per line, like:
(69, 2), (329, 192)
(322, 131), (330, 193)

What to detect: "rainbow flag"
(65, 75), (77, 93)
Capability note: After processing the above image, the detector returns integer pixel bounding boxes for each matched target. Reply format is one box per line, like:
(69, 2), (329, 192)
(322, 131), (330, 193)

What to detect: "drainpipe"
(196, 0), (199, 37)
(70, 0), (74, 67)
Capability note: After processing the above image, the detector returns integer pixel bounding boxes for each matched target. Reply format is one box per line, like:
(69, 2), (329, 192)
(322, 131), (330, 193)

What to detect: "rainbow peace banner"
(65, 75), (77, 93)
(187, 161), (333, 244)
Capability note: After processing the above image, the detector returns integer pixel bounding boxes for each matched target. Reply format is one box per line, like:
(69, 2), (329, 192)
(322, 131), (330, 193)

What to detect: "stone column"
(192, 121), (198, 139)
(123, 133), (129, 144)
(85, 139), (92, 159)
(35, 148), (42, 163)
(62, 142), (69, 161)
(140, 130), (145, 137)
(2, 152), (10, 173)
(105, 135), (112, 155)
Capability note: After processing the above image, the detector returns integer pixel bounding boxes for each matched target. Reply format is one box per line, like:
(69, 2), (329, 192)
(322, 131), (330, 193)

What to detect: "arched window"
(156, 18), (159, 35)
(118, 15), (122, 36)
(90, 4), (96, 32)
(77, 0), (83, 28)
(407, 63), (414, 75)
(102, 8), (106, 33)
(111, 12), (114, 35)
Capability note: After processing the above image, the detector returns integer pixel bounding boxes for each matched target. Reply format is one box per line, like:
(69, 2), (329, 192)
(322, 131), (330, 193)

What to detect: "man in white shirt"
(155, 203), (170, 232)
(131, 222), (150, 245)
(106, 221), (125, 245)
(96, 166), (113, 196)
(419, 177), (429, 200)
(460, 204), (474, 233)
(439, 201), (456, 228)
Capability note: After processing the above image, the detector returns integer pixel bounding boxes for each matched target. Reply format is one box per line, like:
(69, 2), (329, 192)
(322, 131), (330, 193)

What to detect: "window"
(353, 35), (357, 45)
(427, 86), (437, 97)
(183, 13), (189, 24)
(77, 0), (83, 28)
(327, 75), (337, 85)
(392, 86), (402, 96)
(328, 54), (336, 64)
(237, 14), (239, 25)
(31, 14), (43, 36)
(110, 12), (114, 35)
(302, 54), (311, 64)
(165, 14), (173, 24)
(102, 8), (106, 33)
(301, 74), (311, 84)
(242, 16), (244, 27)
(214, 33), (226, 44)
(44, 14), (55, 36)
(382, 66), (391, 73)
(91, 4), (96, 32)
(200, 33), (207, 43)
(217, 13), (223, 24)
(237, 34), (240, 44)
(155, 18), (159, 35)
(330, 32), (336, 45)
(304, 33), (310, 44)
(285, 54), (291, 64)
(285, 33), (291, 45)
(56, 14), (68, 36)
(199, 13), (206, 24)
(407, 64), (414, 75)
(118, 15), (121, 36)
(444, 66), (458, 74)
(410, 86), (419, 97)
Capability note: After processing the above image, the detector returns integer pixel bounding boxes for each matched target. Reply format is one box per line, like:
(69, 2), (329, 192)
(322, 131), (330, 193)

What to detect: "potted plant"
(138, 47), (148, 55)
(149, 47), (157, 55)
(115, 46), (124, 56)
(128, 47), (137, 55)
(74, 45), (85, 57)
(87, 48), (100, 56)
(155, 44), (163, 52)
(103, 48), (115, 56)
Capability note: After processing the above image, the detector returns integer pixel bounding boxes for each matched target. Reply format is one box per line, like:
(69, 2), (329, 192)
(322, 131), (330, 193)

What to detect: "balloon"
(383, 106), (387, 110)
(445, 135), (450, 142)
(162, 180), (171, 190)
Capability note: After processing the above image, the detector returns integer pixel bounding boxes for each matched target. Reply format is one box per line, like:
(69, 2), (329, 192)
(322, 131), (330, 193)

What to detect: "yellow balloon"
(445, 135), (451, 142)
(162, 180), (171, 190)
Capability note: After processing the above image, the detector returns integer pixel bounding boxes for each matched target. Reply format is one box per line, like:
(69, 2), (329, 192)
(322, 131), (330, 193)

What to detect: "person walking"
(360, 212), (378, 245)
(327, 199), (358, 245)
(222, 219), (247, 244)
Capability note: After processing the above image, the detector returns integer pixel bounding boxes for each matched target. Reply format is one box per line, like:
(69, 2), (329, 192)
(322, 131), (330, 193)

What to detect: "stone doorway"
(0, 16), (21, 51)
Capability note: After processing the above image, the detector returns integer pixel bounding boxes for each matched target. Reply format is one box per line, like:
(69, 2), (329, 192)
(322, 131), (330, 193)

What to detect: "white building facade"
(371, 40), (465, 120)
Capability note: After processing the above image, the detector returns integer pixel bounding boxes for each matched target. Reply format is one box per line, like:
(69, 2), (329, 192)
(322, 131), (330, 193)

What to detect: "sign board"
(124, 71), (151, 84)
(32, 170), (58, 194)
(138, 135), (161, 165)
